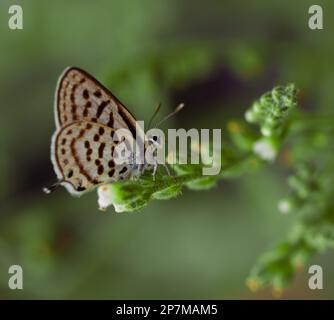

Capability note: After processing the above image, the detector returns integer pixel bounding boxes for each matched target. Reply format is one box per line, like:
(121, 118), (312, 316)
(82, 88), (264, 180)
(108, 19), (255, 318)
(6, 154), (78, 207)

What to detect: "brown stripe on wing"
(70, 138), (94, 185)
(107, 111), (114, 127)
(71, 104), (77, 121)
(83, 101), (92, 117)
(98, 143), (105, 158)
(78, 129), (85, 139)
(70, 84), (79, 121)
(96, 100), (110, 118)
(70, 84), (78, 103)
(60, 78), (71, 124)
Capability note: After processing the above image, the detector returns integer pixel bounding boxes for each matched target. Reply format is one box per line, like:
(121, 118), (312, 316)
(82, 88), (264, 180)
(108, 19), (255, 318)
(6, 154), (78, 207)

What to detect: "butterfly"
(44, 67), (183, 197)
(44, 67), (150, 196)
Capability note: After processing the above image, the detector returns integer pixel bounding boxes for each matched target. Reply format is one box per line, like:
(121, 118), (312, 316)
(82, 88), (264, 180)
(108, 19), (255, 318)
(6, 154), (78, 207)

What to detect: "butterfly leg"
(151, 161), (170, 180)
(162, 163), (171, 176)
(131, 172), (140, 181)
(131, 164), (144, 181)
(152, 160), (158, 181)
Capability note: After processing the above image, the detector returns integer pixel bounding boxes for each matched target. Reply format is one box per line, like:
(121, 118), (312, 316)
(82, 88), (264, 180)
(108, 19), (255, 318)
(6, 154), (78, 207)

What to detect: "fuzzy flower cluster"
(245, 83), (297, 137)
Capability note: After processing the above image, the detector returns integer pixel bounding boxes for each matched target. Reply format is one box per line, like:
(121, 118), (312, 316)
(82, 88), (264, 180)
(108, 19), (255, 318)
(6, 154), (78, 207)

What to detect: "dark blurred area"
(0, 0), (333, 299)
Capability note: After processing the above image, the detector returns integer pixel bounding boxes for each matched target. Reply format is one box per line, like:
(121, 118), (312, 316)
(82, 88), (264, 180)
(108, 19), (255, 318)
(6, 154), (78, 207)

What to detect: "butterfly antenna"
(43, 180), (63, 194)
(154, 103), (185, 128)
(148, 103), (162, 129)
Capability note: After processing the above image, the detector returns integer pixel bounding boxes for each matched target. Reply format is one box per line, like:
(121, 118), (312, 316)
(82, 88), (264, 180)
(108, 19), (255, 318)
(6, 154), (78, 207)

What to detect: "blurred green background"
(0, 0), (333, 299)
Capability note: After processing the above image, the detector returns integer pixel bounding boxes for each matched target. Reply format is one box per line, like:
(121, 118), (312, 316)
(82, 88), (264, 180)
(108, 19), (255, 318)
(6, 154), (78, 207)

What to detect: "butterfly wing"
(55, 67), (138, 137)
(52, 120), (135, 196)
(50, 67), (145, 196)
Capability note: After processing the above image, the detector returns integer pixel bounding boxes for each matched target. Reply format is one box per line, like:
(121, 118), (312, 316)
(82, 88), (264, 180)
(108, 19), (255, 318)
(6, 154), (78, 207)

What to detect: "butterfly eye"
(148, 135), (159, 146)
(149, 135), (160, 145)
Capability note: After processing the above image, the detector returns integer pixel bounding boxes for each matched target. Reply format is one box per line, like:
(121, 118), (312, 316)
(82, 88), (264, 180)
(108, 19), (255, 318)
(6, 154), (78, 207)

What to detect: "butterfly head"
(147, 134), (161, 147)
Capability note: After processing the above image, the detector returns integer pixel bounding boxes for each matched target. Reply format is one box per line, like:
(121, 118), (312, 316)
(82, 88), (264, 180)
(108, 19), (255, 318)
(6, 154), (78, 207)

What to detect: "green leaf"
(152, 184), (182, 200)
(186, 177), (217, 190)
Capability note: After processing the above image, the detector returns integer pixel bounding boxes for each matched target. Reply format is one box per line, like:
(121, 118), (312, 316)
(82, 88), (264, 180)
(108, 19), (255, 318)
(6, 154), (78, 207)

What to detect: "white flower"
(278, 199), (293, 214)
(260, 126), (273, 137)
(253, 138), (277, 161)
(97, 185), (114, 211)
(245, 110), (257, 123)
(97, 185), (129, 212)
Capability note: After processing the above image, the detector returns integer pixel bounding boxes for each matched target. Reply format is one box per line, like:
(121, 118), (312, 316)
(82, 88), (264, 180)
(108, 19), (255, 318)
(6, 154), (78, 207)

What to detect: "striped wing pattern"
(51, 67), (140, 196)
(55, 67), (137, 134)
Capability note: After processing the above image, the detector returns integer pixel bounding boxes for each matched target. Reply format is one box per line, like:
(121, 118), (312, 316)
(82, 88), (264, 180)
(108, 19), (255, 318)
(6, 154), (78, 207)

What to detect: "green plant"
(97, 84), (297, 212)
(96, 83), (334, 293)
